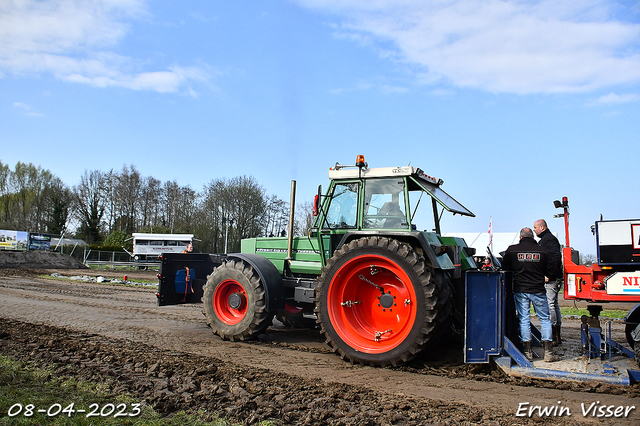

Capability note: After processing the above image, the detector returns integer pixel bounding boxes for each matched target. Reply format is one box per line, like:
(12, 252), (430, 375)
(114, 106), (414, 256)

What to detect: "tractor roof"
(328, 165), (442, 186)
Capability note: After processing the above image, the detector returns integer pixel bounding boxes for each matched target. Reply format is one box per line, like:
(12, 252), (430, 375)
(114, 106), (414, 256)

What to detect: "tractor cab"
(311, 155), (476, 266)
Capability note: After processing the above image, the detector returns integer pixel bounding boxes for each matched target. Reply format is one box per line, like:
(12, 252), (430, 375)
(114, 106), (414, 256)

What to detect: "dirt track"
(1, 268), (639, 425)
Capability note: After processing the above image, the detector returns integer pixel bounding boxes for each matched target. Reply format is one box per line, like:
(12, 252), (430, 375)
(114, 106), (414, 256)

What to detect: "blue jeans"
(514, 292), (552, 342)
(545, 279), (562, 327)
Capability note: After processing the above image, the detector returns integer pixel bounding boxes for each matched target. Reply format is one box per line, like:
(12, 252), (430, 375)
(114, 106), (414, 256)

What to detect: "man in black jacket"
(534, 219), (563, 346)
(502, 227), (556, 361)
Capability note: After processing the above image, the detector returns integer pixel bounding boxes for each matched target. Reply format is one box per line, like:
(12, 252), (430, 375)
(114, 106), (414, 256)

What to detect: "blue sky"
(1, 0), (639, 255)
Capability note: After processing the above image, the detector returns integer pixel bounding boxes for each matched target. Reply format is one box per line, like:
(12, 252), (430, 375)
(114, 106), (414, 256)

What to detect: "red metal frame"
(563, 247), (640, 303)
(558, 196), (640, 303)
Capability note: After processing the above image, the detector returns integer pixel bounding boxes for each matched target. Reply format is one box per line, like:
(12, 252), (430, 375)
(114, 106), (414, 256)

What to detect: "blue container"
(174, 268), (195, 294)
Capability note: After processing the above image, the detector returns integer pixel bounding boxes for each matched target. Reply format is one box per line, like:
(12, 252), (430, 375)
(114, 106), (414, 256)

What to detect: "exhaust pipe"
(286, 180), (296, 262)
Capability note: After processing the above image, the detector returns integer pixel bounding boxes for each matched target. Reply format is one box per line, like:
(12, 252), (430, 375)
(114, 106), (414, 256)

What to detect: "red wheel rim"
(213, 279), (247, 325)
(327, 254), (417, 354)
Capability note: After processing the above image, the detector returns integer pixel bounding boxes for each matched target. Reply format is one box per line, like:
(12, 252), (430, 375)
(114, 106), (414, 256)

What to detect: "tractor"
(157, 155), (478, 367)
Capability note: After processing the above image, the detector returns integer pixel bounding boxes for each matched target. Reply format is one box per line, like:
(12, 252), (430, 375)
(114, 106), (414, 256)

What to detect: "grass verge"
(40, 274), (157, 287)
(560, 307), (629, 319)
(0, 355), (228, 426)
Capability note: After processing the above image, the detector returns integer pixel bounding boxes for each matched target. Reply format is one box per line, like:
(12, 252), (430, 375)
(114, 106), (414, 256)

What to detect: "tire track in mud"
(1, 272), (639, 425)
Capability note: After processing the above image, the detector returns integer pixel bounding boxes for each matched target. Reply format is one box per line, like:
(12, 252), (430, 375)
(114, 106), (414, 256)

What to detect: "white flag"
(488, 217), (493, 247)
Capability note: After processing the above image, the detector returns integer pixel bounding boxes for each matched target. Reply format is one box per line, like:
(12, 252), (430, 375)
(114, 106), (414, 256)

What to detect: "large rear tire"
(624, 305), (640, 349)
(626, 308), (640, 368)
(315, 236), (451, 366)
(203, 258), (274, 341)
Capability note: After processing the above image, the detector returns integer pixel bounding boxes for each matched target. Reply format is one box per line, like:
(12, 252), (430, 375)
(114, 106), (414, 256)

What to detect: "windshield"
(363, 178), (408, 229)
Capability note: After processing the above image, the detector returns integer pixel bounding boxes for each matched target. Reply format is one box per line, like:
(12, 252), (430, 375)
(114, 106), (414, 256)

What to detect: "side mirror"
(313, 185), (322, 216)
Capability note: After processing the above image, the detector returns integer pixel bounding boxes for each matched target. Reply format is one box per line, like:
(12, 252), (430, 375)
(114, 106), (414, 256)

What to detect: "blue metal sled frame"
(465, 270), (640, 386)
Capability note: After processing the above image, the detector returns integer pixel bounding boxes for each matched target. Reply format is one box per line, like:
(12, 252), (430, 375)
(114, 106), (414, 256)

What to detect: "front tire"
(315, 237), (451, 366)
(203, 258), (274, 341)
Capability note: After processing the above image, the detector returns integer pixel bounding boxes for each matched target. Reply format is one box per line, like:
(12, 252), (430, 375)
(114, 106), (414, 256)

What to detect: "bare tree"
(139, 176), (162, 231)
(2, 162), (53, 232)
(163, 180), (180, 233)
(42, 177), (72, 235)
(196, 176), (267, 253)
(294, 200), (315, 236)
(0, 157), (314, 252)
(112, 165), (141, 234)
(175, 185), (197, 233)
(225, 176), (266, 251)
(0, 161), (11, 227)
(263, 194), (288, 237)
(197, 178), (225, 253)
(73, 170), (108, 244)
(580, 253), (596, 266)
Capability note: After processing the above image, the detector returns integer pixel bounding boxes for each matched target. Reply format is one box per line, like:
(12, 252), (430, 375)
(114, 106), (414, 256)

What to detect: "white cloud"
(330, 78), (408, 95)
(588, 92), (640, 106)
(0, 0), (210, 95)
(13, 101), (43, 117)
(296, 0), (640, 94)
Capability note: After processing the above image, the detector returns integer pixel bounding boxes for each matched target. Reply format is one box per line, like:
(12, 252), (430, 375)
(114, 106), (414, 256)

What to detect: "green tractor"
(158, 155), (477, 367)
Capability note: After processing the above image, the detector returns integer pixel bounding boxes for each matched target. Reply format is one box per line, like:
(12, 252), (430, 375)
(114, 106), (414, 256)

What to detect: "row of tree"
(0, 161), (314, 253)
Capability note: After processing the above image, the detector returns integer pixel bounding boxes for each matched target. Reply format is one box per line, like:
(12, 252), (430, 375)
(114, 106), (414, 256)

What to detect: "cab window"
(324, 182), (359, 229)
(363, 178), (407, 229)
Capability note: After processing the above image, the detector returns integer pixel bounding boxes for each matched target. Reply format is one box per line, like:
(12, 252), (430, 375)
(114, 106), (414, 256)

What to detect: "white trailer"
(131, 233), (193, 261)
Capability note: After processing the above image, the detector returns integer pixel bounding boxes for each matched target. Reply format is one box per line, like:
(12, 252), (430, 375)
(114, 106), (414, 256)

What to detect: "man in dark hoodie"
(534, 219), (563, 346)
(502, 227), (556, 361)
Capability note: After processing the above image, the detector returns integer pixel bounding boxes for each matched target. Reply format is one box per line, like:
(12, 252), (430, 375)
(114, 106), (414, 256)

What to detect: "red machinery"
(555, 197), (640, 360)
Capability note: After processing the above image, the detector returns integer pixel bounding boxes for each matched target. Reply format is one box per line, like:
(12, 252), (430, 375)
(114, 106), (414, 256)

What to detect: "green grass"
(41, 274), (157, 286)
(528, 306), (628, 319)
(0, 355), (228, 425)
(560, 307), (628, 319)
(88, 265), (160, 273)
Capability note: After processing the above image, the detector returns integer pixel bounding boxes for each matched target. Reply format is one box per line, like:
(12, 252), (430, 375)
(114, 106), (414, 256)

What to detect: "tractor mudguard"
(227, 253), (286, 312)
(337, 230), (451, 271)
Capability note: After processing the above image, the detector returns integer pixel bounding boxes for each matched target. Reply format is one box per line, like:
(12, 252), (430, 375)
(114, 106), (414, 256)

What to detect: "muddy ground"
(1, 267), (639, 425)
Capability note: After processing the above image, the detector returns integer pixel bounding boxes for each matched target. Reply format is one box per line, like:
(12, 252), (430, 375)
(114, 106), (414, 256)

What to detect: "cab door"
(314, 181), (360, 266)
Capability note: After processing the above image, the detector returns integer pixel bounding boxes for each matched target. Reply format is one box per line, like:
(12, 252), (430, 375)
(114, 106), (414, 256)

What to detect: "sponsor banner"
(606, 271), (640, 295)
(29, 233), (52, 250)
(0, 230), (29, 251)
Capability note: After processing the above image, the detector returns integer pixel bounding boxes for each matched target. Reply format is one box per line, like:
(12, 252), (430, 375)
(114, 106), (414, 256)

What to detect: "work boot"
(544, 341), (558, 362)
(523, 341), (533, 361)
(555, 325), (562, 346)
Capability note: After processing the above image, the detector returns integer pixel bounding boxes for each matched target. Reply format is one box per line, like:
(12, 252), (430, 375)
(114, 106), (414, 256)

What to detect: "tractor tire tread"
(314, 236), (452, 367)
(203, 258), (274, 341)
